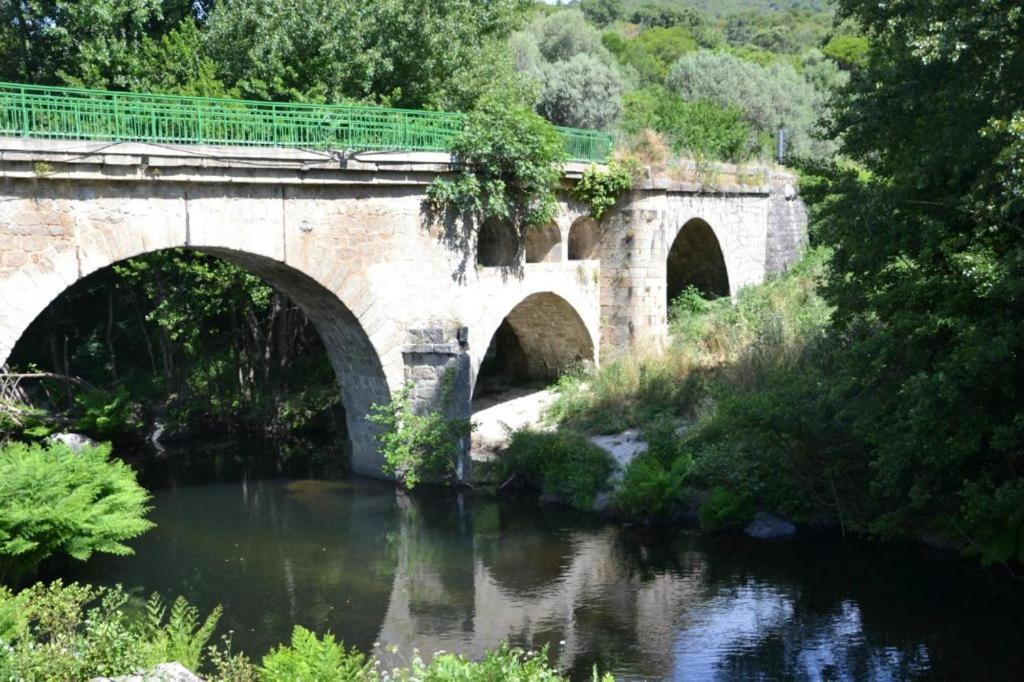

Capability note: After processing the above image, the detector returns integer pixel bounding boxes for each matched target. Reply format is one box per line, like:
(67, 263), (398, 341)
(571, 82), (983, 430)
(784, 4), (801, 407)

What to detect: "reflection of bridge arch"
(0, 191), (393, 476)
(472, 291), (596, 397)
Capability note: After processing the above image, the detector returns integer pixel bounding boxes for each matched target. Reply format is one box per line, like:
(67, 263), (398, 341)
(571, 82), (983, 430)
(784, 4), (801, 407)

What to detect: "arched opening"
(666, 218), (730, 306)
(568, 217), (600, 261)
(475, 293), (594, 397)
(524, 222), (562, 263)
(2, 246), (390, 478)
(477, 218), (520, 268)
(471, 293), (594, 458)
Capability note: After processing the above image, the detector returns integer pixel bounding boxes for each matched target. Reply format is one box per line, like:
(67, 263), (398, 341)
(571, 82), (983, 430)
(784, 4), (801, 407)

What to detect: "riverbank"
(477, 246), (1011, 568)
(475, 248), (828, 525)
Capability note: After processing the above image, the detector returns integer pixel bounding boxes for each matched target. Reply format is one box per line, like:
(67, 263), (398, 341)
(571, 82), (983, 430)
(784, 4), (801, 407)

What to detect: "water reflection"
(65, 472), (1024, 681)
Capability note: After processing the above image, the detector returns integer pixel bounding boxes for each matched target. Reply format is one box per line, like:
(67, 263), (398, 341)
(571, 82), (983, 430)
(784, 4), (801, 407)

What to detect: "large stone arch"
(0, 182), (395, 476)
(471, 291), (595, 396)
(666, 217), (731, 306)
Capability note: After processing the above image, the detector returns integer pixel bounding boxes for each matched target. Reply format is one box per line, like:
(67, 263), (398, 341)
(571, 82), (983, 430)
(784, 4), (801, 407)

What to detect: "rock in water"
(47, 432), (98, 453)
(745, 512), (796, 539)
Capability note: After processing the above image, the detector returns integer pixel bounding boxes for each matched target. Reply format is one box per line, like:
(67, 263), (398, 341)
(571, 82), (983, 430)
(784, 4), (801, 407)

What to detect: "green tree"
(579, 0), (623, 28)
(808, 0), (1024, 562)
(204, 0), (529, 108)
(668, 49), (831, 159)
(616, 26), (698, 84)
(538, 54), (624, 129)
(822, 33), (869, 70)
(0, 0), (166, 88)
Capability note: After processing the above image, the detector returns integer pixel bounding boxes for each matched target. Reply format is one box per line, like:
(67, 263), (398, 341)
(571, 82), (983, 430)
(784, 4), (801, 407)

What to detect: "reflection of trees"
(64, 477), (399, 657)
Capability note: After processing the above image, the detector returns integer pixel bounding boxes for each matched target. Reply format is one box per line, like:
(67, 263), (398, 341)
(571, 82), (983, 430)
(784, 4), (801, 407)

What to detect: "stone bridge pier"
(0, 140), (805, 478)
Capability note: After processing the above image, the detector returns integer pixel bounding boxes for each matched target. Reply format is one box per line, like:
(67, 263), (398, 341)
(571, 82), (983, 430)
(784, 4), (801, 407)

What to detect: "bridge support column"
(402, 326), (473, 482)
(599, 204), (669, 357)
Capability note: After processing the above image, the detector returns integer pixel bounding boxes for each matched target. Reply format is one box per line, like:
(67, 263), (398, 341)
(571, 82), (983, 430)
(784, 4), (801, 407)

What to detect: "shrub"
(501, 429), (615, 509)
(529, 10), (610, 64)
(367, 382), (470, 489)
(260, 626), (371, 681)
(616, 453), (691, 519)
(73, 386), (138, 439)
(698, 485), (752, 531)
(822, 33), (869, 70)
(622, 87), (753, 161)
(572, 161), (634, 220)
(0, 441), (153, 584)
(0, 581), (219, 680)
(667, 50), (830, 159)
(580, 0), (623, 28)
(537, 53), (624, 130)
(427, 87), (565, 233)
(616, 26), (698, 84)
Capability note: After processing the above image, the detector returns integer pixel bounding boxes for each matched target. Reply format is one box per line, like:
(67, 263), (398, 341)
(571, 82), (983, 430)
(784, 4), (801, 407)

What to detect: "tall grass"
(546, 247), (832, 434)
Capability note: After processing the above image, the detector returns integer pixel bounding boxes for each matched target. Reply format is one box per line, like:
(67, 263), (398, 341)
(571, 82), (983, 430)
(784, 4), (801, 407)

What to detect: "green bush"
(427, 87), (565, 232)
(698, 486), (752, 531)
(501, 429), (615, 509)
(260, 626), (372, 681)
(616, 454), (691, 519)
(73, 386), (138, 439)
(621, 87), (752, 162)
(367, 376), (471, 489)
(0, 441), (153, 584)
(572, 161), (634, 220)
(0, 582), (219, 680)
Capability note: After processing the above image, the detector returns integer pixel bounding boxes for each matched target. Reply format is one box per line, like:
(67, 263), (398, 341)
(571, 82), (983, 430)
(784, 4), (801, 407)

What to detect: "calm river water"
(63, 440), (1024, 680)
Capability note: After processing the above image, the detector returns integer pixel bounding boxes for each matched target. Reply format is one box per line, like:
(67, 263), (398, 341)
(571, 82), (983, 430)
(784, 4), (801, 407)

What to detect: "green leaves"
(572, 161), (634, 220)
(0, 441), (153, 584)
(0, 582), (221, 679)
(500, 429), (615, 510)
(428, 86), (565, 236)
(366, 382), (469, 489)
(260, 626), (371, 682)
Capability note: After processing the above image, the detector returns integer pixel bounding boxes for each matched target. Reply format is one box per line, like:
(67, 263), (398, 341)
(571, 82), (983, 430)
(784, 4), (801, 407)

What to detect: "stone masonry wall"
(0, 138), (805, 478)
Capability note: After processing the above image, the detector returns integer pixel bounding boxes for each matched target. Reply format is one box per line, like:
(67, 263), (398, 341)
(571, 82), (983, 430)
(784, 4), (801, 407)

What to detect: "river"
(62, 440), (1024, 680)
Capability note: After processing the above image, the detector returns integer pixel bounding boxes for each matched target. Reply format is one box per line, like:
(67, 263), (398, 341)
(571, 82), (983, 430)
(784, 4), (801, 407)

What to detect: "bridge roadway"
(0, 138), (806, 477)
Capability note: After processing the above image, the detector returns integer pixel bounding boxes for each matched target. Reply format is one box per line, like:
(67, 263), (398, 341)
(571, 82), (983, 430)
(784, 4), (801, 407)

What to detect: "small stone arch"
(477, 217), (520, 268)
(473, 292), (594, 397)
(524, 222), (562, 263)
(567, 217), (600, 260)
(666, 217), (730, 306)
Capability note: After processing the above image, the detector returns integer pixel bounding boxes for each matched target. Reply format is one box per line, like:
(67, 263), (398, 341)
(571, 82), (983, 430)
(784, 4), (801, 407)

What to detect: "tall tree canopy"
(813, 0), (1024, 562)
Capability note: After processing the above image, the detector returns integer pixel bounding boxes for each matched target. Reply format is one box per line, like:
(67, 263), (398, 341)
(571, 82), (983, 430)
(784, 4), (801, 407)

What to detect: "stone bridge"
(0, 138), (806, 477)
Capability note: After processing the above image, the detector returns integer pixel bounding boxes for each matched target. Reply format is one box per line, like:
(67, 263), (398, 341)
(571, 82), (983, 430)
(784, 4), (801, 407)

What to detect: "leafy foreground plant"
(0, 441), (153, 584)
(0, 582), (219, 680)
(0, 582), (613, 681)
(572, 161), (635, 220)
(427, 86), (565, 234)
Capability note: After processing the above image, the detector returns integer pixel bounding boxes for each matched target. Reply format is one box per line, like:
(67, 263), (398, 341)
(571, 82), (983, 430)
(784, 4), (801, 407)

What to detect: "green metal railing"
(0, 81), (612, 162)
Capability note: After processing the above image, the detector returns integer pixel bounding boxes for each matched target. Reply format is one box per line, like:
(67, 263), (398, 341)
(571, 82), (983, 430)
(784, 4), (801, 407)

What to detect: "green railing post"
(20, 86), (29, 137)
